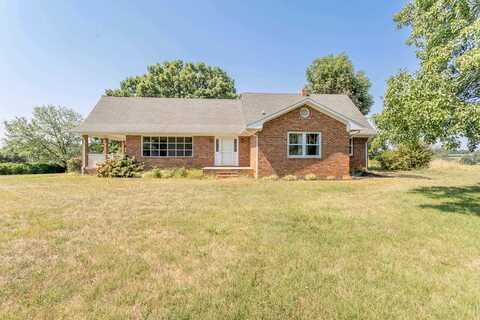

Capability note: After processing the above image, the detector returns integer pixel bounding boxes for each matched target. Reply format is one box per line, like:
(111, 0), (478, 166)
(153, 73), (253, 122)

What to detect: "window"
(142, 136), (193, 157)
(299, 107), (310, 119)
(288, 132), (321, 158)
(349, 138), (354, 156)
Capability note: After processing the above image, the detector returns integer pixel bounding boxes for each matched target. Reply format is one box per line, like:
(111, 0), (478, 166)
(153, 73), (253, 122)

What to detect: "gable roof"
(240, 93), (375, 135)
(74, 93), (376, 136)
(74, 96), (245, 135)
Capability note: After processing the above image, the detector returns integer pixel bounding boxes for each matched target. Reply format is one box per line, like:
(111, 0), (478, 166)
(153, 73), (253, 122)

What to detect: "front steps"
(203, 167), (254, 178)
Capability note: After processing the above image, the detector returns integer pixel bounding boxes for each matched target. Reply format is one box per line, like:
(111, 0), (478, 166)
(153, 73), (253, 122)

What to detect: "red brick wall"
(125, 135), (214, 169)
(238, 136), (250, 167)
(349, 137), (368, 170)
(256, 106), (350, 178)
(250, 135), (258, 177)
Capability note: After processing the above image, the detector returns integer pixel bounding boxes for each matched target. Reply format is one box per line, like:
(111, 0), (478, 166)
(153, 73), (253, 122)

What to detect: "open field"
(1, 161), (480, 319)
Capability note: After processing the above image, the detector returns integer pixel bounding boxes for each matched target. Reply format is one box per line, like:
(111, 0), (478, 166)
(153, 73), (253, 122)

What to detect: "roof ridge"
(241, 92), (300, 95)
(101, 95), (241, 101)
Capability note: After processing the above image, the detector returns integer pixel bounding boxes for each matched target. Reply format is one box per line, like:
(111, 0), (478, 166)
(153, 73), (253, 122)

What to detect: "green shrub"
(143, 168), (162, 178)
(350, 169), (365, 177)
(282, 174), (298, 181)
(143, 167), (204, 179)
(159, 169), (174, 178)
(262, 175), (279, 181)
(172, 167), (188, 178)
(96, 156), (143, 178)
(0, 163), (23, 175)
(377, 145), (432, 171)
(0, 162), (64, 175)
(304, 173), (317, 181)
(66, 157), (82, 173)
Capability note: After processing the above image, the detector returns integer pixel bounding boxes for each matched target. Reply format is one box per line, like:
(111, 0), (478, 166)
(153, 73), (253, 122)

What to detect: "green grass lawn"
(1, 161), (480, 319)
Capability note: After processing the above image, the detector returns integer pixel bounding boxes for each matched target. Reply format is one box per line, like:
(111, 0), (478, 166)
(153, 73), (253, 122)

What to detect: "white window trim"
(287, 131), (322, 159)
(141, 135), (194, 158)
(349, 137), (354, 157)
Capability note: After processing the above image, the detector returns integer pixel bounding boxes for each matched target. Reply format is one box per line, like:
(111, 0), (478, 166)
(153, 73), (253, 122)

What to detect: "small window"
(142, 136), (193, 157)
(288, 132), (321, 158)
(234, 138), (238, 152)
(349, 138), (354, 156)
(299, 107), (310, 119)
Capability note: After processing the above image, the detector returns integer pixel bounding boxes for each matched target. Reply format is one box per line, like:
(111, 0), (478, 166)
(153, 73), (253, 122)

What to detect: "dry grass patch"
(0, 167), (480, 319)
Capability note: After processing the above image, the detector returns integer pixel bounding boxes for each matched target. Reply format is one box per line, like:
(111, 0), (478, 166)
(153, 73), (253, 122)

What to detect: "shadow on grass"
(411, 184), (480, 215)
(360, 171), (431, 180)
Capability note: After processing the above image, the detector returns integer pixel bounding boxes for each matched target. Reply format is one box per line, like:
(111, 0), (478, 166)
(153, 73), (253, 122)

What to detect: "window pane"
(234, 139), (238, 152)
(289, 133), (302, 144)
(185, 137), (192, 143)
(143, 143), (150, 151)
(143, 137), (150, 143)
(160, 143), (167, 150)
(168, 150), (175, 157)
(306, 145), (319, 156)
(160, 137), (167, 143)
(168, 143), (176, 150)
(143, 149), (150, 157)
(289, 145), (303, 156)
(185, 150), (192, 157)
(185, 143), (192, 151)
(177, 143), (185, 150)
(151, 143), (159, 151)
(306, 134), (319, 145)
(176, 150), (185, 157)
(177, 137), (184, 143)
(151, 137), (159, 143)
(160, 150), (167, 157)
(151, 150), (159, 156)
(168, 137), (176, 143)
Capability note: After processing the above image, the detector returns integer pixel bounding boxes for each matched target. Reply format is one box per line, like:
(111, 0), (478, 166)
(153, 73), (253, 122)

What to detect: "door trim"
(214, 136), (239, 166)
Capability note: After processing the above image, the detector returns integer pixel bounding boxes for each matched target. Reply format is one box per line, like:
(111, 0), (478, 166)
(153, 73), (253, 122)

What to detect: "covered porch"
(81, 134), (126, 174)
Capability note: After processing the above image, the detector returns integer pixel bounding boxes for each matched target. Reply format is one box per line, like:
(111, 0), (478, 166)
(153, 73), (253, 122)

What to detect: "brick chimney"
(301, 87), (310, 96)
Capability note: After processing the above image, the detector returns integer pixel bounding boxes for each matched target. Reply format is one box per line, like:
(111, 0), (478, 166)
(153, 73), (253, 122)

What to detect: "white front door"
(215, 137), (238, 166)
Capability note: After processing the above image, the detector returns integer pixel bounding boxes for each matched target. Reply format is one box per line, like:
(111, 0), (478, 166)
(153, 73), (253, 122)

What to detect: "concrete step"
(203, 167), (254, 178)
(217, 174), (240, 179)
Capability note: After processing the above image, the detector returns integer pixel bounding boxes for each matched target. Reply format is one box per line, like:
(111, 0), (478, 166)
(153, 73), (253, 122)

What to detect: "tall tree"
(376, 0), (480, 150)
(3, 106), (83, 167)
(105, 60), (237, 99)
(305, 53), (374, 115)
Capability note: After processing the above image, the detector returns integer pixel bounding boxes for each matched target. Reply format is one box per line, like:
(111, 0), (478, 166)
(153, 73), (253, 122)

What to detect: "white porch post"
(81, 135), (89, 175)
(102, 138), (109, 161)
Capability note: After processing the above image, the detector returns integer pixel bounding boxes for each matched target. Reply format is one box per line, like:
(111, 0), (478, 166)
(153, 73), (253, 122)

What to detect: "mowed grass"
(1, 163), (480, 319)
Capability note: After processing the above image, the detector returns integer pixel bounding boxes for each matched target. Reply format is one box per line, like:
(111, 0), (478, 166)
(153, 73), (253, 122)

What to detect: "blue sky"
(0, 0), (417, 138)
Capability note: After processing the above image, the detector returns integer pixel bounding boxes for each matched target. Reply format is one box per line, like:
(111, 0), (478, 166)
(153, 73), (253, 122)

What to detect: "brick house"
(74, 91), (376, 178)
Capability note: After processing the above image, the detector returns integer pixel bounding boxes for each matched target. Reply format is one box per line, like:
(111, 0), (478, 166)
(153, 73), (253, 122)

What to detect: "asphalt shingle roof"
(74, 93), (376, 136)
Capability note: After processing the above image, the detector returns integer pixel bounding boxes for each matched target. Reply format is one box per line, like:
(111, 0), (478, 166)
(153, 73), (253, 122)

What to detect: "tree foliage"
(3, 106), (83, 167)
(105, 60), (237, 99)
(395, 0), (479, 103)
(306, 53), (374, 114)
(376, 0), (480, 151)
